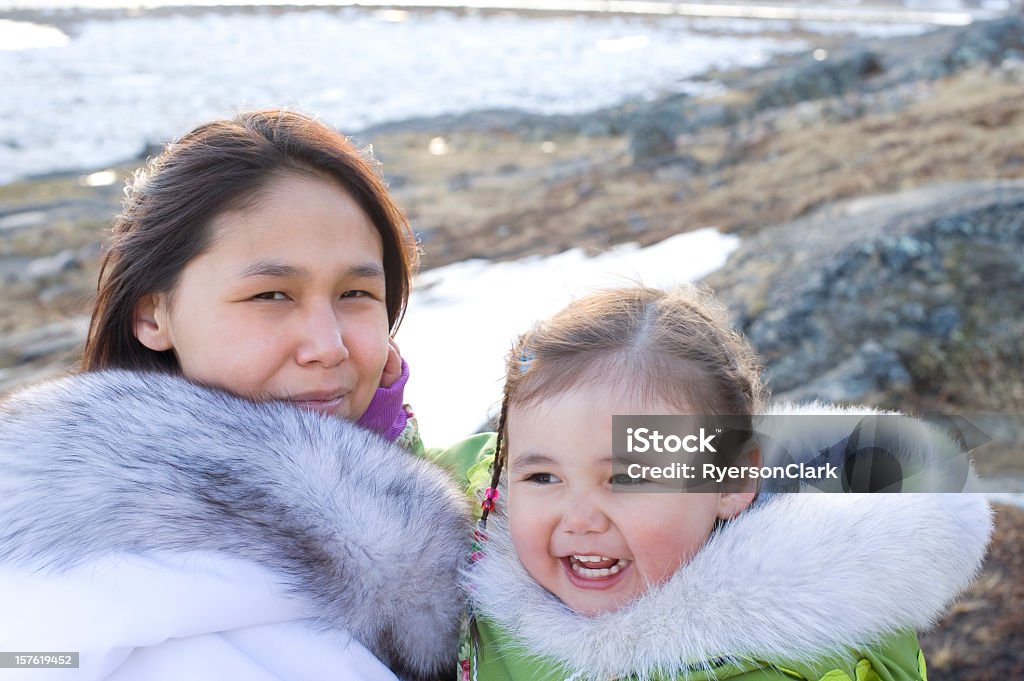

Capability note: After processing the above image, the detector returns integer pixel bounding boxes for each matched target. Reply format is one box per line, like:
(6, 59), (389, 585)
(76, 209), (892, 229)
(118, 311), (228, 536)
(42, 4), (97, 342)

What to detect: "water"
(0, 8), (802, 183)
(4, 0), (1014, 184)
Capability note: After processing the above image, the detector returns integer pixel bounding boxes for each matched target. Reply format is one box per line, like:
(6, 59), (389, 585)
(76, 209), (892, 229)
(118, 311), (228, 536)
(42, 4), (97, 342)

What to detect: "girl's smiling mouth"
(563, 555), (633, 588)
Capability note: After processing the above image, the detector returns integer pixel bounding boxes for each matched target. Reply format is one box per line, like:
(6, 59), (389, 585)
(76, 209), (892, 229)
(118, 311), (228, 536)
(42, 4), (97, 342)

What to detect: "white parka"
(0, 371), (469, 681)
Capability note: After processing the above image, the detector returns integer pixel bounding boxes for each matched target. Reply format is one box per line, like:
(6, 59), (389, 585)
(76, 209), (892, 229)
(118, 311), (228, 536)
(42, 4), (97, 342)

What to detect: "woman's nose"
(295, 302), (349, 368)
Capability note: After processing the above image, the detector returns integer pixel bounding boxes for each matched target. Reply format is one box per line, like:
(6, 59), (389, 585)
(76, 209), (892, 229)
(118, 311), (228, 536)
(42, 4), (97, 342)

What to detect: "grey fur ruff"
(0, 370), (470, 681)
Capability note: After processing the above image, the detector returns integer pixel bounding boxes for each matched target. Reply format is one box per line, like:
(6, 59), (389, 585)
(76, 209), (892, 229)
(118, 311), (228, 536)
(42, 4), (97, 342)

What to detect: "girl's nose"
(559, 496), (611, 535)
(296, 302), (349, 368)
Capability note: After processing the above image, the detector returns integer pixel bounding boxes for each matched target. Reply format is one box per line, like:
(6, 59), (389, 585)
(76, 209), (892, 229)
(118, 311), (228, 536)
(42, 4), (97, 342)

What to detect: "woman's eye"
(340, 290), (370, 299)
(253, 291), (288, 301)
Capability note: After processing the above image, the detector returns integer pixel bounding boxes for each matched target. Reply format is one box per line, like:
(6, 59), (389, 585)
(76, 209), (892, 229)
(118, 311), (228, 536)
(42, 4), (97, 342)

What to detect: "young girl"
(461, 286), (992, 681)
(0, 110), (466, 681)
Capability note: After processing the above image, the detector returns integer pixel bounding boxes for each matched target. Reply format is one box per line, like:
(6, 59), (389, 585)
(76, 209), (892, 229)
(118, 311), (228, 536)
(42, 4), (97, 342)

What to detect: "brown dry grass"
(365, 66), (1024, 271)
(920, 502), (1024, 681)
(593, 70), (1024, 238)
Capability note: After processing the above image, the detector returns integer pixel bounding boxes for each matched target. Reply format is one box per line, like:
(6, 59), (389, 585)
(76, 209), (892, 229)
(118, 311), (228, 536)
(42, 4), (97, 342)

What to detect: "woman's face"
(134, 172), (390, 420)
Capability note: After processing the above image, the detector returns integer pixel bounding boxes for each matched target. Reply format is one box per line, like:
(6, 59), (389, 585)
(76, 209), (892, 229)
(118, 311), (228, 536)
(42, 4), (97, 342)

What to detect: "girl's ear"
(134, 293), (174, 351)
(717, 444), (761, 520)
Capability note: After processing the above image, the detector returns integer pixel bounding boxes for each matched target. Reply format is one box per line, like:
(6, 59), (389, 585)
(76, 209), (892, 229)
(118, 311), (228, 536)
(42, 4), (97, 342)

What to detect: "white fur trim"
(469, 406), (993, 680)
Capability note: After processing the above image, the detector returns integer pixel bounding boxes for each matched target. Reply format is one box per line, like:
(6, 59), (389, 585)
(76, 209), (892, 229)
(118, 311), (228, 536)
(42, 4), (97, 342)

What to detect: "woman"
(0, 110), (466, 681)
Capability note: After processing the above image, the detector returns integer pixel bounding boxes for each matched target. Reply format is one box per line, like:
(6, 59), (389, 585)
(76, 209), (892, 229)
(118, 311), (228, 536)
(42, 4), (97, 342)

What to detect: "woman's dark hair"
(82, 109), (418, 372)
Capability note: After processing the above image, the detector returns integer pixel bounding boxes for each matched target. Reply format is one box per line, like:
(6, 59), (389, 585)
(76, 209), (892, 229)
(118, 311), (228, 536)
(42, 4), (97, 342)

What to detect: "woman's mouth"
(287, 394), (346, 416)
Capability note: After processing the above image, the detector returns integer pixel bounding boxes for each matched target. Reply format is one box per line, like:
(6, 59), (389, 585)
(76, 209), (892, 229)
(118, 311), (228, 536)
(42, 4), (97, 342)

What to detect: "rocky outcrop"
(752, 49), (884, 111)
(747, 16), (1024, 112)
(705, 180), (1024, 406)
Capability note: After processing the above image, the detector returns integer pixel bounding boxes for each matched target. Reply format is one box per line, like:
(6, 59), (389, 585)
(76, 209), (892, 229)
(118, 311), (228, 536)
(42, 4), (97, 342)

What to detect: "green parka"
(437, 406), (992, 681)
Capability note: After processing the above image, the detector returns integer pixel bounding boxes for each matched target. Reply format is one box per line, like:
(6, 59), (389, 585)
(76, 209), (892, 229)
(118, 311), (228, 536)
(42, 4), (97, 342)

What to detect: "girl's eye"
(611, 472), (649, 486)
(340, 290), (370, 299)
(253, 291), (289, 301)
(524, 472), (560, 485)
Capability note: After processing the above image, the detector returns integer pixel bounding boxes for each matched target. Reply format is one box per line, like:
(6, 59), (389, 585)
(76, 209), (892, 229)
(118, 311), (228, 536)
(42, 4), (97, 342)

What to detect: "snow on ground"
(401, 227), (739, 445)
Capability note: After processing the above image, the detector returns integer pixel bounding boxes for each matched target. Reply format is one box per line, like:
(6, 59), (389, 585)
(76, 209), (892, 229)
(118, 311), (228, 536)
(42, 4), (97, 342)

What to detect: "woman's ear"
(717, 444), (761, 520)
(134, 293), (174, 351)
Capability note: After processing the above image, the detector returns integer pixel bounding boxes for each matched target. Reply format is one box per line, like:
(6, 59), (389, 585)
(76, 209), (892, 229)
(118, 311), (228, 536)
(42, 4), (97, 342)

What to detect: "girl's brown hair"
(82, 109), (418, 373)
(482, 285), (766, 522)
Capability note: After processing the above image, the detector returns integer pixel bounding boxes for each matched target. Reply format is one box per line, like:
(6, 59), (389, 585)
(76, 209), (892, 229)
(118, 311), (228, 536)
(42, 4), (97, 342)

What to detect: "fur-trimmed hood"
(468, 404), (993, 680)
(0, 370), (470, 681)
(756, 402), (980, 495)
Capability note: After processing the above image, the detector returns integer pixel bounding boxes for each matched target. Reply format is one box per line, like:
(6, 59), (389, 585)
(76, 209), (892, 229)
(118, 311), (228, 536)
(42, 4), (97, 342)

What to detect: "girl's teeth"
(569, 557), (629, 577)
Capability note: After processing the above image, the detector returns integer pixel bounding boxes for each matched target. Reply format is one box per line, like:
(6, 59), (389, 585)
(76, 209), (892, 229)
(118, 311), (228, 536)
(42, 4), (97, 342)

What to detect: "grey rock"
(0, 317), (89, 368)
(706, 180), (1024, 403)
(925, 306), (962, 338)
(25, 249), (80, 281)
(0, 210), (48, 232)
(776, 341), (912, 405)
(943, 16), (1024, 73)
(754, 49), (883, 111)
(628, 109), (687, 166)
(0, 256), (32, 284)
(447, 172), (473, 192)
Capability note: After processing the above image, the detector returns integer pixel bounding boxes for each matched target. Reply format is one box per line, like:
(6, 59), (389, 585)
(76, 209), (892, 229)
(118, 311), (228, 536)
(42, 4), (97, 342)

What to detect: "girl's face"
(134, 172), (390, 420)
(507, 383), (754, 615)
